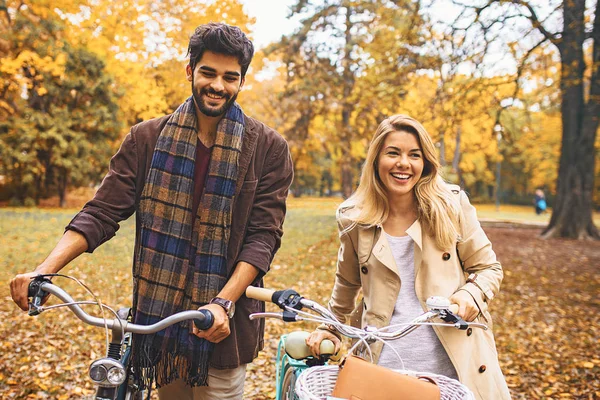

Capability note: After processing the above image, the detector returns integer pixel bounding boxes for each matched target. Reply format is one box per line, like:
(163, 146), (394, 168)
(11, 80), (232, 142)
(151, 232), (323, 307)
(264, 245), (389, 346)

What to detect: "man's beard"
(192, 84), (238, 118)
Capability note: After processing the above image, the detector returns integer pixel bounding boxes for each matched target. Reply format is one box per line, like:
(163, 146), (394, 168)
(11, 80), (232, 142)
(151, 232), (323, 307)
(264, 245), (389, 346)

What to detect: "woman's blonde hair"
(343, 114), (462, 250)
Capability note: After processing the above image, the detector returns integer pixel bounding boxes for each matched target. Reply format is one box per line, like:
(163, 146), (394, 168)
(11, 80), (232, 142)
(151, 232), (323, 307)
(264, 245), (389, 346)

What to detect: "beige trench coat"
(327, 188), (511, 399)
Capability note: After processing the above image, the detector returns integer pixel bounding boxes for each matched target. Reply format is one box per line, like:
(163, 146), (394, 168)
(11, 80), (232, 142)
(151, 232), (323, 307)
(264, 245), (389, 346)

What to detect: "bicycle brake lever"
(282, 309), (298, 322)
(28, 276), (52, 316)
(439, 309), (469, 330)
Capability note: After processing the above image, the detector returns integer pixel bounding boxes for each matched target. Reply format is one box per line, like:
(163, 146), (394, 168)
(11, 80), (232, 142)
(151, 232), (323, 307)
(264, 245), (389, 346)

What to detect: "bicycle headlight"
(89, 364), (108, 383)
(89, 358), (126, 387)
(107, 365), (126, 385)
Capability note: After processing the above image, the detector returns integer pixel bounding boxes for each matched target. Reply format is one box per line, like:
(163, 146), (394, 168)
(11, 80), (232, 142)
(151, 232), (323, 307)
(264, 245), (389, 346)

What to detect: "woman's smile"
(377, 130), (424, 199)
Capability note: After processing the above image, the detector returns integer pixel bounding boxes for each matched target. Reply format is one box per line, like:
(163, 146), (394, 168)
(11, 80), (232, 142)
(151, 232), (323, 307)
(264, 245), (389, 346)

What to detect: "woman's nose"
(396, 155), (409, 167)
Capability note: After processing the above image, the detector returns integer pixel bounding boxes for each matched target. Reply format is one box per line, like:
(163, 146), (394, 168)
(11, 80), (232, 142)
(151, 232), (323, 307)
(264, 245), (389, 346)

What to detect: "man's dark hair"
(187, 23), (254, 77)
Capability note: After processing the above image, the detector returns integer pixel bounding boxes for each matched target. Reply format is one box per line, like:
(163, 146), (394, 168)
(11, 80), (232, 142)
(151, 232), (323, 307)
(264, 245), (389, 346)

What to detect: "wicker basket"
(294, 365), (476, 400)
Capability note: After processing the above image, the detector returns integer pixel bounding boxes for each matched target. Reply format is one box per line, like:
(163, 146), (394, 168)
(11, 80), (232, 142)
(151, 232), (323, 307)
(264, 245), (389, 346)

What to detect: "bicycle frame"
(275, 335), (306, 400)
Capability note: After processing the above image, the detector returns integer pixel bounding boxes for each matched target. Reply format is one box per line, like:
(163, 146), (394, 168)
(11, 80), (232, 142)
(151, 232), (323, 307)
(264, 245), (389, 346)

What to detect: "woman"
(306, 115), (511, 399)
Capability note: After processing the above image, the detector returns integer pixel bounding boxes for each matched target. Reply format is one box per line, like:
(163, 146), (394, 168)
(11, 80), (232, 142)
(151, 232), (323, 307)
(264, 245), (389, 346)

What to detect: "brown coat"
(66, 113), (293, 369)
(328, 188), (511, 399)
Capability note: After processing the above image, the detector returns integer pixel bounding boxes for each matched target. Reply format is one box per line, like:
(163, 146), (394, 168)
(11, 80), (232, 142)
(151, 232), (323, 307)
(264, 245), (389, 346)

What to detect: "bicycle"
(245, 286), (488, 400)
(26, 274), (214, 400)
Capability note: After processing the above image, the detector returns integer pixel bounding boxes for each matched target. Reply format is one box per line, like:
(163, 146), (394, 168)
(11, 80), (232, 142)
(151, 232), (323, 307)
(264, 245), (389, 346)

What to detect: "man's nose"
(210, 77), (225, 92)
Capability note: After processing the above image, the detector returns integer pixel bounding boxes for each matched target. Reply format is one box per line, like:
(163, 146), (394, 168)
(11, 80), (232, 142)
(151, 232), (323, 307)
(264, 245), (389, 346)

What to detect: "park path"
(485, 227), (599, 399)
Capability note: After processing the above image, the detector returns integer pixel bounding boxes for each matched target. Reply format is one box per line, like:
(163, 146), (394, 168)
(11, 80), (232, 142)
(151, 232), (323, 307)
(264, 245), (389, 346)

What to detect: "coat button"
(442, 252), (451, 261)
(361, 266), (368, 274)
(467, 328), (473, 336)
(479, 365), (486, 373)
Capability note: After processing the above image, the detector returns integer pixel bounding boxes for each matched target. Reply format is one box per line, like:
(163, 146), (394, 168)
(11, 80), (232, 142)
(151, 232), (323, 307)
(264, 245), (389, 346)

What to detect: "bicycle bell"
(426, 296), (452, 310)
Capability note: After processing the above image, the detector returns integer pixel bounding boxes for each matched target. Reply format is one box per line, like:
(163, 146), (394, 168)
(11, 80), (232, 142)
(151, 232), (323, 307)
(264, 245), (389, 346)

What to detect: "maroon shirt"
(192, 139), (211, 216)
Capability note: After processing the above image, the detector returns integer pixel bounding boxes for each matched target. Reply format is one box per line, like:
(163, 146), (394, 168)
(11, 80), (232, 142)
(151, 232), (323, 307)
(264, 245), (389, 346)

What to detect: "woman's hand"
(305, 329), (342, 358)
(449, 290), (480, 322)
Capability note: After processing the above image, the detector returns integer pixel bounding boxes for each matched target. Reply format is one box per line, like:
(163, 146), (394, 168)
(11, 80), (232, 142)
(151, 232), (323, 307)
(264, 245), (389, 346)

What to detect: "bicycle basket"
(294, 365), (338, 400)
(294, 364), (475, 400)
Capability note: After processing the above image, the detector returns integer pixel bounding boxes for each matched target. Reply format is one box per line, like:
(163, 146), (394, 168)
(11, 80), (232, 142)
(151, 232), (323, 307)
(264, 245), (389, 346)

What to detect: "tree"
(0, 3), (121, 206)
(267, 0), (429, 198)
(445, 0), (599, 239)
(1, 0), (256, 205)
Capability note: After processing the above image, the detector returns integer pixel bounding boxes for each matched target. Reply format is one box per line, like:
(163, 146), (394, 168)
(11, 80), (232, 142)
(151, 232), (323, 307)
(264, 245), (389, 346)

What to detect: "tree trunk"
(439, 131), (446, 166)
(340, 4), (357, 199)
(57, 169), (68, 208)
(452, 126), (463, 187)
(542, 0), (599, 239)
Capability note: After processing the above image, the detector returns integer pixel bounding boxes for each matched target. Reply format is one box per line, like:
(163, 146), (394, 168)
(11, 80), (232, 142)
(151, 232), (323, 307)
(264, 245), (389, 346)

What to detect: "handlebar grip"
(246, 286), (275, 302)
(193, 309), (214, 331)
(449, 304), (459, 314)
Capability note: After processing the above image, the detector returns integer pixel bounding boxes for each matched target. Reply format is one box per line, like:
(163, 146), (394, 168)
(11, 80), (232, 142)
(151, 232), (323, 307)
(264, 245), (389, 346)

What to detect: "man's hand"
(10, 272), (44, 311)
(449, 290), (480, 322)
(10, 230), (88, 312)
(192, 303), (231, 343)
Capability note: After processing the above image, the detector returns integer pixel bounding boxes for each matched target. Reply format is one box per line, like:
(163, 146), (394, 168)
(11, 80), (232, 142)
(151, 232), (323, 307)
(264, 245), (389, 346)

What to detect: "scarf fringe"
(132, 331), (212, 393)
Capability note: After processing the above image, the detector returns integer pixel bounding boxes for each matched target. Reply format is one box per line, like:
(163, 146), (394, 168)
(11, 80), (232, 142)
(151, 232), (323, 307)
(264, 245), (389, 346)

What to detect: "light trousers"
(157, 364), (246, 400)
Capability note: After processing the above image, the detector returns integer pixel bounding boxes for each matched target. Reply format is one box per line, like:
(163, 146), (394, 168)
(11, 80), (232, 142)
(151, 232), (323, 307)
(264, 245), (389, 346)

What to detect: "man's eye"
(225, 77), (238, 82)
(202, 72), (215, 78)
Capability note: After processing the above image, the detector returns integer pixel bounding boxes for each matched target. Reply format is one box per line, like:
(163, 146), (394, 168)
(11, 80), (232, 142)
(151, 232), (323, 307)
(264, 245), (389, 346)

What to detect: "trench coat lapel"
(359, 225), (400, 278)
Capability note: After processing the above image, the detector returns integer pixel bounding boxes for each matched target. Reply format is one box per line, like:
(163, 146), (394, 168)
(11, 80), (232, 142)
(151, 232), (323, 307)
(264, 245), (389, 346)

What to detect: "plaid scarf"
(131, 96), (245, 390)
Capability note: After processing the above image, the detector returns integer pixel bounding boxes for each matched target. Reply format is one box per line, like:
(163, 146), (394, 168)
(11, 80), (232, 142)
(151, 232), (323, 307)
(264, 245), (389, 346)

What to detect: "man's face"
(186, 50), (245, 118)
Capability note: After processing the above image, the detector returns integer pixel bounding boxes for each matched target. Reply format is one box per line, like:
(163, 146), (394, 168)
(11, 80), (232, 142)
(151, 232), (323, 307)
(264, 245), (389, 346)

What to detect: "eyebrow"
(198, 65), (241, 77)
(385, 146), (422, 152)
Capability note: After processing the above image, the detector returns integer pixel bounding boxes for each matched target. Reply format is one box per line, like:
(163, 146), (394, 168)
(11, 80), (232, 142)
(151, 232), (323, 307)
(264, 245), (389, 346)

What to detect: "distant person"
(534, 189), (547, 215)
(305, 115), (511, 399)
(10, 22), (294, 400)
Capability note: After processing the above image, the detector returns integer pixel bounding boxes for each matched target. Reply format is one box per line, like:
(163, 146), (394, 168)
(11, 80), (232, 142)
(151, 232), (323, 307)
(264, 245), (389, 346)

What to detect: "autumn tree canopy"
(1, 0), (598, 239)
(437, 0), (599, 239)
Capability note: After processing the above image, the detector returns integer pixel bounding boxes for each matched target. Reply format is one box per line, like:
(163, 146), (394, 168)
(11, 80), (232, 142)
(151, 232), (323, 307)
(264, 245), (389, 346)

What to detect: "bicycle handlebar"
(29, 280), (214, 333)
(245, 286), (459, 315)
(245, 286), (487, 340)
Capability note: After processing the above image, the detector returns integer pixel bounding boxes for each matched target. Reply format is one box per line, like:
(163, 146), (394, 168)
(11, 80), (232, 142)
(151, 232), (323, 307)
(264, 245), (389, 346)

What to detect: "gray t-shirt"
(377, 232), (458, 379)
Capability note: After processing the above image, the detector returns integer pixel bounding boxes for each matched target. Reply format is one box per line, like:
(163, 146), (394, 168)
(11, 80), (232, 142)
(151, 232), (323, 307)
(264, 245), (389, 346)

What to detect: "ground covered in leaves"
(1, 200), (598, 399)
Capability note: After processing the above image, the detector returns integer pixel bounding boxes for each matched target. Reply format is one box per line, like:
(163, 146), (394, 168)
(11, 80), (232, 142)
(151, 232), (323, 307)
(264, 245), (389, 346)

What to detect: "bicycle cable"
(33, 274), (125, 357)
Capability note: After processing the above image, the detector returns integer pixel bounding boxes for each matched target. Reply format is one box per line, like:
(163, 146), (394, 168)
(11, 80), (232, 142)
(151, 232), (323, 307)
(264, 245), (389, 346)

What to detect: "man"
(9, 22), (293, 400)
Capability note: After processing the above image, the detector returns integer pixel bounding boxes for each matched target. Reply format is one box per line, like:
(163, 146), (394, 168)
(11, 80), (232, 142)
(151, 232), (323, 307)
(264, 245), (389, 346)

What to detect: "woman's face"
(377, 130), (425, 201)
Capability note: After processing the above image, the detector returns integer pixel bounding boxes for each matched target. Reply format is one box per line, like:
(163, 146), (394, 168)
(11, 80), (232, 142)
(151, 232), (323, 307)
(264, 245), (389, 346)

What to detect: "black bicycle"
(27, 274), (214, 400)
